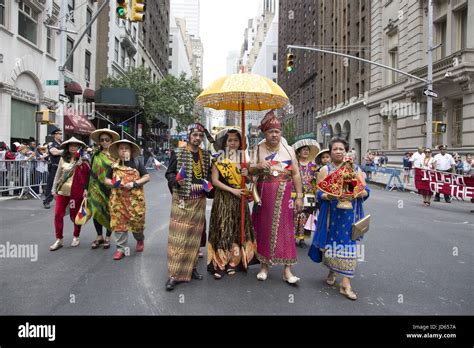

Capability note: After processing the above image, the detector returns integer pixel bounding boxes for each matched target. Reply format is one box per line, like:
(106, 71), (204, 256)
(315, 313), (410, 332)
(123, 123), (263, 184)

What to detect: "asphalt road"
(0, 170), (472, 315)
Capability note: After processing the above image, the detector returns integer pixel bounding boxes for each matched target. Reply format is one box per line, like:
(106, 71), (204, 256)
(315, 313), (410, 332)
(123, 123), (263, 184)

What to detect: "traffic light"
(130, 0), (145, 22)
(35, 110), (56, 124)
(286, 53), (295, 72)
(433, 121), (447, 134)
(116, 0), (128, 19)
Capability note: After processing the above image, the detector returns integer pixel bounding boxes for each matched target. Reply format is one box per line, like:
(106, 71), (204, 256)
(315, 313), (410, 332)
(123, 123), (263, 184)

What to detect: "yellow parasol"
(195, 73), (289, 251)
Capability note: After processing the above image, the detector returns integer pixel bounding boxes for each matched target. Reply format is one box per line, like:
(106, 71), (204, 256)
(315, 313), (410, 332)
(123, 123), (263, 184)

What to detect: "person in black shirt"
(104, 140), (150, 261)
(43, 128), (63, 209)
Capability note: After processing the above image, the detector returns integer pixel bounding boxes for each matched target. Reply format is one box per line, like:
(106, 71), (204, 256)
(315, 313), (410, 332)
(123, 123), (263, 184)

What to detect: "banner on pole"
(414, 168), (474, 200)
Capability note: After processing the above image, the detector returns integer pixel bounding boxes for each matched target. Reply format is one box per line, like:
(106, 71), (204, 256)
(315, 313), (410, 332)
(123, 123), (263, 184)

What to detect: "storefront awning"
(65, 81), (83, 95)
(64, 111), (96, 135)
(83, 88), (95, 100)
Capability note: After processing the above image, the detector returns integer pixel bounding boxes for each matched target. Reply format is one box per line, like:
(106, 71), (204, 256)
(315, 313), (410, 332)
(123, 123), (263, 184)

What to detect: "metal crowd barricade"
(0, 160), (49, 199)
(360, 164), (404, 191)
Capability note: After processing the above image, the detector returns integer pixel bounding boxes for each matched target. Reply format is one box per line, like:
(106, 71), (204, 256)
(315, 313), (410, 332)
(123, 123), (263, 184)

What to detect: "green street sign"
(46, 80), (59, 86)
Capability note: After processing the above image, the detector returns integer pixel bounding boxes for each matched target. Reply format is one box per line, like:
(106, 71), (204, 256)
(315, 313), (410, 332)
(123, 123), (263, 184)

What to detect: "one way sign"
(423, 88), (438, 98)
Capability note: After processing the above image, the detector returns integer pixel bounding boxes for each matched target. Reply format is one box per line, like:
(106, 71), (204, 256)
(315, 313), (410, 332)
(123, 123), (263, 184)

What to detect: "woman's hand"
(295, 198), (303, 213)
(257, 161), (272, 171)
(231, 188), (244, 198)
(323, 193), (337, 201)
(83, 189), (88, 198)
(122, 182), (134, 190)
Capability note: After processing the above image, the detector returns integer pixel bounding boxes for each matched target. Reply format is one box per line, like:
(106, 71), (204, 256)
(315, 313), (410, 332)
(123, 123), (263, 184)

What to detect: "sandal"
(91, 238), (104, 249)
(213, 269), (225, 280)
(340, 284), (357, 300)
(103, 237), (111, 249)
(227, 268), (236, 275)
(326, 271), (336, 286)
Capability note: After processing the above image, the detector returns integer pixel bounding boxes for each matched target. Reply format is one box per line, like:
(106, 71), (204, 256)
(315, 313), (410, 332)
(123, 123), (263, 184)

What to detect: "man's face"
(467, 155), (472, 163)
(440, 148), (447, 155)
(264, 129), (281, 147)
(189, 131), (204, 147)
(29, 142), (36, 149)
(418, 147), (423, 154)
(54, 132), (62, 141)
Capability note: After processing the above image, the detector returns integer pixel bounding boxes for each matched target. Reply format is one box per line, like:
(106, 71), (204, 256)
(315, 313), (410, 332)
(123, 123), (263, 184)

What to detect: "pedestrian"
(363, 151), (374, 181)
(104, 139), (150, 260)
(43, 128), (63, 209)
(454, 154), (464, 175)
(35, 145), (49, 194)
(403, 152), (412, 185)
(49, 137), (91, 251)
(248, 110), (303, 284)
(433, 145), (455, 203)
(419, 148), (436, 206)
(410, 146), (425, 169)
(207, 128), (257, 279)
(292, 139), (320, 248)
(315, 149), (331, 170)
(164, 123), (211, 290)
(309, 137), (370, 300)
(463, 154), (473, 176)
(85, 128), (120, 250)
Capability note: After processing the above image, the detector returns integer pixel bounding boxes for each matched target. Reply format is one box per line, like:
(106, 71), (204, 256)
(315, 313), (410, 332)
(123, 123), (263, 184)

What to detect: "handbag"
(351, 200), (370, 240)
(75, 197), (91, 225)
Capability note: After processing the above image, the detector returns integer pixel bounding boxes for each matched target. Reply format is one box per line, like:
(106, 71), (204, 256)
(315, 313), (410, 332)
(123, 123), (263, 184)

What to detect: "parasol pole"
(240, 93), (246, 245)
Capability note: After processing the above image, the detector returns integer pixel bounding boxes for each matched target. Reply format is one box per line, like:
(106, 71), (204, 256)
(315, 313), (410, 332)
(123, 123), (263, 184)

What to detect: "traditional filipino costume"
(308, 163), (370, 278)
(208, 155), (257, 275)
(166, 144), (211, 282)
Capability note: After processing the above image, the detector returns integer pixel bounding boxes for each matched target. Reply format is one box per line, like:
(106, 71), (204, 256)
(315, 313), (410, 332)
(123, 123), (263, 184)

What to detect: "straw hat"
(60, 136), (87, 149)
(213, 127), (242, 152)
(315, 148), (330, 165)
(109, 139), (141, 159)
(292, 139), (321, 162)
(90, 128), (120, 144)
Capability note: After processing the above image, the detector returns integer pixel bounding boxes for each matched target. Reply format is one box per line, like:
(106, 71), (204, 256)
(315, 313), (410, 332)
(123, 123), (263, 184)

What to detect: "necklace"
(265, 142), (280, 153)
(191, 149), (203, 180)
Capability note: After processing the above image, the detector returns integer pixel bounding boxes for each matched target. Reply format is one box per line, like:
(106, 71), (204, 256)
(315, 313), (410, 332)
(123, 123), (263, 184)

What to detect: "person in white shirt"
(433, 145), (455, 203)
(463, 154), (473, 176)
(409, 146), (425, 169)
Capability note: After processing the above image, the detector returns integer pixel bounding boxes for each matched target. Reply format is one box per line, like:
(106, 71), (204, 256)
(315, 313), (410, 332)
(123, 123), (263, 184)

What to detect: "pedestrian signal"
(433, 121), (447, 134)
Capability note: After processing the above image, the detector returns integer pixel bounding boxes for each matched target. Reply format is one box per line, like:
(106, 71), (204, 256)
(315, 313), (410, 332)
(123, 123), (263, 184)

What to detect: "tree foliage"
(101, 67), (202, 133)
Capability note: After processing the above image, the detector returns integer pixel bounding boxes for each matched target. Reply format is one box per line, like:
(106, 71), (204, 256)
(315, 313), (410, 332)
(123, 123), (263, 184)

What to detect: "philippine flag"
(75, 148), (84, 159)
(80, 204), (87, 218)
(282, 160), (293, 171)
(111, 174), (121, 188)
(176, 164), (186, 181)
(265, 152), (279, 165)
(201, 178), (214, 192)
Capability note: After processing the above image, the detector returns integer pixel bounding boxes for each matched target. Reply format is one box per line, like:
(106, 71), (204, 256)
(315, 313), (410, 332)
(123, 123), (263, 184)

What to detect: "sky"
(200, 0), (261, 88)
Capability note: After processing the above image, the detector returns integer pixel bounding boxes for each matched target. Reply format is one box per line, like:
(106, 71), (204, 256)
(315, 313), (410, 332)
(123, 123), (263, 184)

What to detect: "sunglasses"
(99, 138), (112, 142)
(424, 151), (431, 153)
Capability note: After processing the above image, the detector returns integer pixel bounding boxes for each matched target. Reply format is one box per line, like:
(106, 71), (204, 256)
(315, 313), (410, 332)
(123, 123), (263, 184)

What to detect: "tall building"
(368, 0), (473, 153)
(278, 0), (371, 155)
(226, 50), (240, 74)
(138, 0), (170, 80)
(169, 18), (192, 78)
(170, 0), (200, 38)
(0, 0), (99, 145)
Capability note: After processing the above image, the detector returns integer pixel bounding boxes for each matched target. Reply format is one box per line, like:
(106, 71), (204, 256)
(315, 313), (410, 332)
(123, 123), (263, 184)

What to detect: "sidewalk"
(367, 171), (417, 192)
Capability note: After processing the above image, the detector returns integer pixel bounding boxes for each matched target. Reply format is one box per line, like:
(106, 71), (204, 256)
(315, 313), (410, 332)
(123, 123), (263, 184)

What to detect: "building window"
(273, 52), (277, 61)
(0, 0), (5, 26)
(120, 45), (125, 67)
(272, 65), (276, 73)
(389, 47), (398, 83)
(86, 7), (92, 39)
(456, 8), (467, 51)
(114, 38), (119, 62)
(18, 1), (38, 44)
(435, 19), (447, 59)
(453, 100), (463, 146)
(66, 37), (74, 71)
(85, 50), (91, 84)
(169, 47), (172, 56)
(46, 27), (53, 54)
(68, 0), (75, 23)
